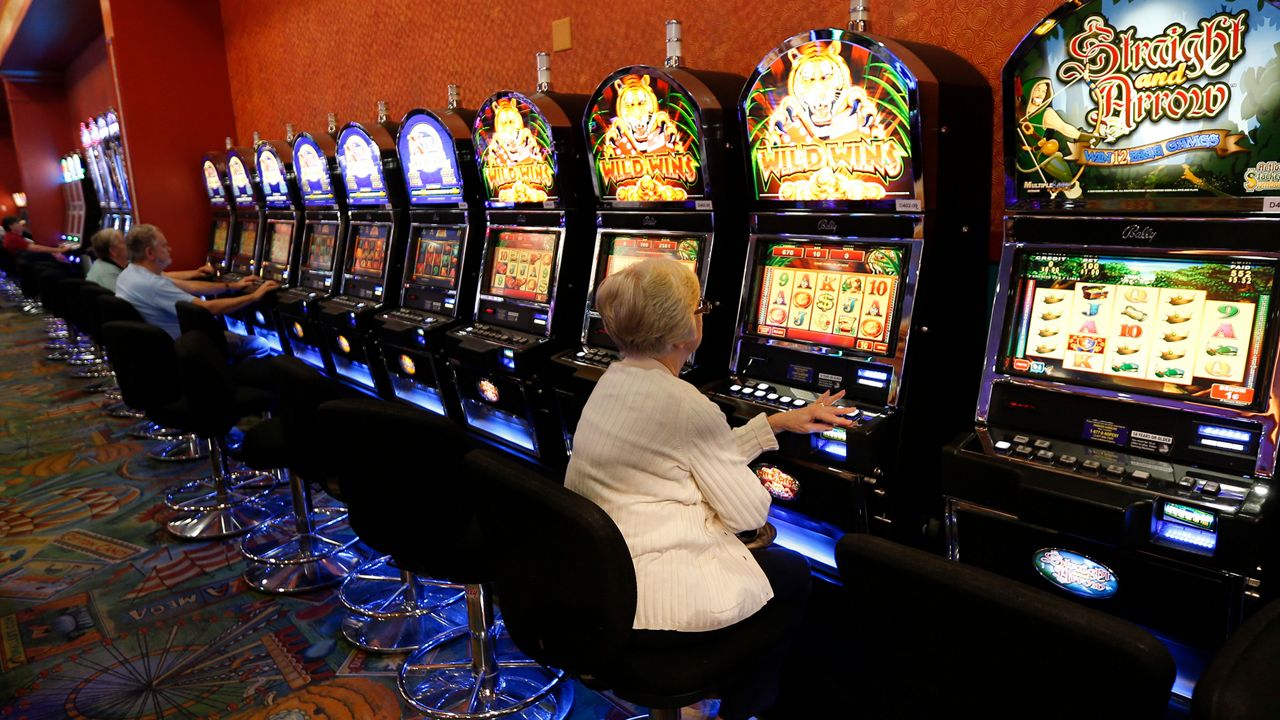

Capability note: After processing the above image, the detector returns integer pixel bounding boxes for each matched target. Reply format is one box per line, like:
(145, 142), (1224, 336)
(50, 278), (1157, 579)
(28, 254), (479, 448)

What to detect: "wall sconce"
(12, 192), (27, 208)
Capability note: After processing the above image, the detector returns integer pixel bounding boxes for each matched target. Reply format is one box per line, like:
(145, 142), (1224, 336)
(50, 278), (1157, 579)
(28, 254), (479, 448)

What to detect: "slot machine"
(274, 115), (349, 373)
(77, 129), (103, 237)
(315, 102), (410, 395)
(942, 0), (1280, 689)
(372, 86), (485, 416)
(223, 144), (266, 286)
(87, 118), (118, 231)
(104, 110), (134, 232)
(201, 152), (236, 274)
(547, 20), (748, 454)
(59, 155), (79, 244)
(226, 132), (305, 354)
(701, 21), (991, 575)
(442, 53), (593, 466)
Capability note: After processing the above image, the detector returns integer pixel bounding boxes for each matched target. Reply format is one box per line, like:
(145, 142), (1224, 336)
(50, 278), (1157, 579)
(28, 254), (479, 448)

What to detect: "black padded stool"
(37, 267), (77, 357)
(238, 357), (360, 594)
(475, 448), (806, 720)
(313, 398), (469, 657)
(96, 295), (192, 439)
(58, 278), (109, 375)
(176, 300), (274, 387)
(1192, 598), (1280, 719)
(78, 284), (121, 393)
(318, 401), (568, 720)
(835, 533), (1176, 719)
(167, 331), (280, 539)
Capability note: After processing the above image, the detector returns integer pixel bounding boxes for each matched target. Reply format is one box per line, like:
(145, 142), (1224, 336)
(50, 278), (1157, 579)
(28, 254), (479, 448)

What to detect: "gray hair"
(125, 224), (164, 262)
(596, 258), (700, 358)
(90, 228), (123, 260)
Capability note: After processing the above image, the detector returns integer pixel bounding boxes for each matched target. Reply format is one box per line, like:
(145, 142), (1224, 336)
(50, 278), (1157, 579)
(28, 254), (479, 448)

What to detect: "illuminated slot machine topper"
(743, 30), (920, 210)
(105, 110), (131, 211)
(93, 119), (119, 210)
(227, 152), (257, 211)
(748, 240), (905, 356)
(585, 67), (709, 206)
(294, 135), (337, 209)
(337, 125), (390, 208)
(203, 157), (228, 208)
(400, 111), (465, 206)
(473, 92), (559, 208)
(1001, 251), (1277, 409)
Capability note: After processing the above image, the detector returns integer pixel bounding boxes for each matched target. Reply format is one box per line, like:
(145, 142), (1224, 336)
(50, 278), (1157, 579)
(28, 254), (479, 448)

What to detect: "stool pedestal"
(165, 438), (277, 539)
(338, 559), (466, 652)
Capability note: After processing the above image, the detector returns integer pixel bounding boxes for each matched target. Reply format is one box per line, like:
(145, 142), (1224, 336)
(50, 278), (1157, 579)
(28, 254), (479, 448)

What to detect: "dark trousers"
(632, 546), (812, 720)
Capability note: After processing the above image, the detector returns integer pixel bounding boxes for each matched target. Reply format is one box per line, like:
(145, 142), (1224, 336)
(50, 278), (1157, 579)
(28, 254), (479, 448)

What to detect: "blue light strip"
(224, 317), (248, 336)
(1197, 425), (1252, 443)
(251, 328), (283, 354)
(291, 343), (325, 370)
(768, 509), (839, 572)
(1152, 520), (1217, 554)
(391, 377), (446, 416)
(461, 400), (536, 452)
(333, 356), (375, 390)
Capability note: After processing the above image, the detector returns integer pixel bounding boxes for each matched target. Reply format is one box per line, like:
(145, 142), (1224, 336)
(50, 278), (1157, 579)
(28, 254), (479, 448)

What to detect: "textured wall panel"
(220, 0), (1066, 253)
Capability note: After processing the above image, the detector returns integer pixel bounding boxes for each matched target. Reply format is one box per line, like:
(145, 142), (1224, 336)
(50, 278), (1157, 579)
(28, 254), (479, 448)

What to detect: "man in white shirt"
(115, 224), (278, 359)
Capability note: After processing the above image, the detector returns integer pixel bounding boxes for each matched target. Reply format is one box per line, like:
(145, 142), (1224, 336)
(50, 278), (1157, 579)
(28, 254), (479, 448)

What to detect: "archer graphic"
(1015, 77), (1103, 199)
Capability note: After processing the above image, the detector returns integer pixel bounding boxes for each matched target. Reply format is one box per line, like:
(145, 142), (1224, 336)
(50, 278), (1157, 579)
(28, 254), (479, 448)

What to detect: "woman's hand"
(767, 388), (859, 434)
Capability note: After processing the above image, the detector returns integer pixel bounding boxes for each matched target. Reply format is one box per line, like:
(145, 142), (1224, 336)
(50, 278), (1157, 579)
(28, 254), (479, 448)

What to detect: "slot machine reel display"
(273, 124), (348, 373)
(702, 27), (992, 573)
(315, 105), (410, 395)
(941, 0), (1280, 670)
(443, 55), (594, 466)
(547, 19), (749, 453)
(373, 93), (486, 418)
(201, 153), (236, 275)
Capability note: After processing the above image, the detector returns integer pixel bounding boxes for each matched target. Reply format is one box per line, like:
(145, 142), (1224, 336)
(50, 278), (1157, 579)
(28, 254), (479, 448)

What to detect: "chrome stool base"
(339, 557), (466, 652)
(128, 421), (183, 440)
(164, 471), (274, 513)
(398, 584), (570, 720)
(105, 403), (146, 419)
(241, 507), (361, 594)
(148, 436), (210, 462)
(70, 363), (112, 379)
(167, 501), (277, 540)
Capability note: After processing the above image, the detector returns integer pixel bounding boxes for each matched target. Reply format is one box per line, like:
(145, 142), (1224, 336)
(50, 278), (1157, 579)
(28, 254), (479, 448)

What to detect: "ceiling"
(1, 0), (103, 78)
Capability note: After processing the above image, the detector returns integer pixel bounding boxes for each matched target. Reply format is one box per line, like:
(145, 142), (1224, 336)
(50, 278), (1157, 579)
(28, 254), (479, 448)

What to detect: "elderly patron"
(565, 258), (857, 720)
(115, 224), (278, 360)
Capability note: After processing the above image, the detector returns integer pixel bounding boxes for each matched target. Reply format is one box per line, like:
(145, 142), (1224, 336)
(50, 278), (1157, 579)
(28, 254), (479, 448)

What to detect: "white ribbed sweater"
(565, 358), (778, 632)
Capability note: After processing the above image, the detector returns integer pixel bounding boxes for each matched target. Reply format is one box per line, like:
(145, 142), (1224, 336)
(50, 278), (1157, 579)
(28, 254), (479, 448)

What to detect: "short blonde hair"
(90, 228), (123, 259)
(596, 258), (700, 358)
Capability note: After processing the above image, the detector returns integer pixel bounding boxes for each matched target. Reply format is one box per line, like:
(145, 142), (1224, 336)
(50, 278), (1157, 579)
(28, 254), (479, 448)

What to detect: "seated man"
(85, 228), (127, 291)
(116, 223), (278, 360)
(3, 216), (72, 261)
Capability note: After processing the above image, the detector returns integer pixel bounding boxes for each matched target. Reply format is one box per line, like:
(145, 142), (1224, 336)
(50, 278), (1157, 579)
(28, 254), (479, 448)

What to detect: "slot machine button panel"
(730, 384), (743, 393)
(1034, 450), (1055, 463)
(753, 390), (768, 398)
(1081, 460), (1101, 473)
(1013, 445), (1034, 457)
(1129, 470), (1151, 483)
(792, 399), (807, 407)
(1178, 477), (1196, 490)
(766, 393), (779, 401)
(1201, 481), (1221, 497)
(1033, 439), (1052, 450)
(1056, 454), (1078, 468)
(778, 395), (792, 404)
(1012, 435), (1030, 445)
(1105, 465), (1125, 477)
(994, 440), (1013, 453)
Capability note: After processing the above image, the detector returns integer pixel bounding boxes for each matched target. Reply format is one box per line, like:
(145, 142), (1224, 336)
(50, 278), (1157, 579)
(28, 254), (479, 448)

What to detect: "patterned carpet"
(0, 306), (641, 720)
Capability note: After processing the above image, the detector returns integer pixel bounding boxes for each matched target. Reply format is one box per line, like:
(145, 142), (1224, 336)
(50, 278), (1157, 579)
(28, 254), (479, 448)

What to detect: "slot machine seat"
(1192, 597), (1280, 719)
(77, 283), (119, 392)
(175, 300), (276, 388)
(474, 448), (803, 720)
(312, 398), (471, 656)
(101, 322), (277, 539)
(96, 295), (189, 434)
(16, 256), (56, 314)
(58, 278), (111, 377)
(834, 533), (1176, 719)
(37, 267), (77, 355)
(237, 356), (361, 594)
(315, 400), (568, 719)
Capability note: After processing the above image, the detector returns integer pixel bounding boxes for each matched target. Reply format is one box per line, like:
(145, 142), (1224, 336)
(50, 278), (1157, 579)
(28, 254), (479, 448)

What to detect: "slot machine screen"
(210, 219), (229, 254)
(236, 219), (259, 259)
(748, 239), (906, 356)
(1000, 251), (1277, 410)
(598, 232), (702, 283)
(483, 231), (557, 304)
(408, 225), (464, 290)
(267, 221), (293, 266)
(304, 222), (338, 270)
(347, 223), (390, 278)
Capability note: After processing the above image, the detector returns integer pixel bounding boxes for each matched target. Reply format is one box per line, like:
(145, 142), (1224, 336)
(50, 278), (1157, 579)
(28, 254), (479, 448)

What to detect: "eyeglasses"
(695, 298), (714, 316)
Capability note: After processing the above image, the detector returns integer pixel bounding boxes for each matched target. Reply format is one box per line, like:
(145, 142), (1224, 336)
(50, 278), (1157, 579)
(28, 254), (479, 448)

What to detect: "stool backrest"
(175, 300), (229, 357)
(100, 320), (181, 411)
(835, 533), (1175, 718)
(316, 398), (476, 580)
(174, 331), (240, 437)
(58, 277), (90, 329)
(79, 284), (114, 342)
(471, 448), (636, 676)
(1192, 598), (1280, 719)
(96, 294), (146, 324)
(270, 356), (340, 481)
(39, 269), (74, 318)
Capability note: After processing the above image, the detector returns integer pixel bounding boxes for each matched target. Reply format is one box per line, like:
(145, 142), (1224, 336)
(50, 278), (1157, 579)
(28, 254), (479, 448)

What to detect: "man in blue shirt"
(116, 224), (278, 359)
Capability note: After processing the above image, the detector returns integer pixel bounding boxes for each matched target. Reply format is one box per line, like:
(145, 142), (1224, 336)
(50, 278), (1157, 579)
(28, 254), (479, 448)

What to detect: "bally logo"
(817, 219), (838, 232)
(1121, 225), (1157, 241)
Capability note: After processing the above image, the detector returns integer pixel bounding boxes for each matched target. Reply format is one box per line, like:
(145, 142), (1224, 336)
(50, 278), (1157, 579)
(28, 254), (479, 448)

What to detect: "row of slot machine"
(58, 151), (97, 246)
(77, 110), (134, 234)
(198, 0), (1280, 688)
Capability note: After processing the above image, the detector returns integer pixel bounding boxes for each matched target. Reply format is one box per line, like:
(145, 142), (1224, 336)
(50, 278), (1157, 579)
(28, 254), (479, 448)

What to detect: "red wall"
(65, 35), (117, 135)
(3, 79), (70, 245)
(0, 133), (21, 214)
(105, 0), (237, 269)
(220, 0), (1064, 252)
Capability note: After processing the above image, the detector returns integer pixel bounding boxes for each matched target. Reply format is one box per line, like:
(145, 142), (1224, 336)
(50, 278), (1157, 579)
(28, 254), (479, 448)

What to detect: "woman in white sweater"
(565, 258), (856, 720)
